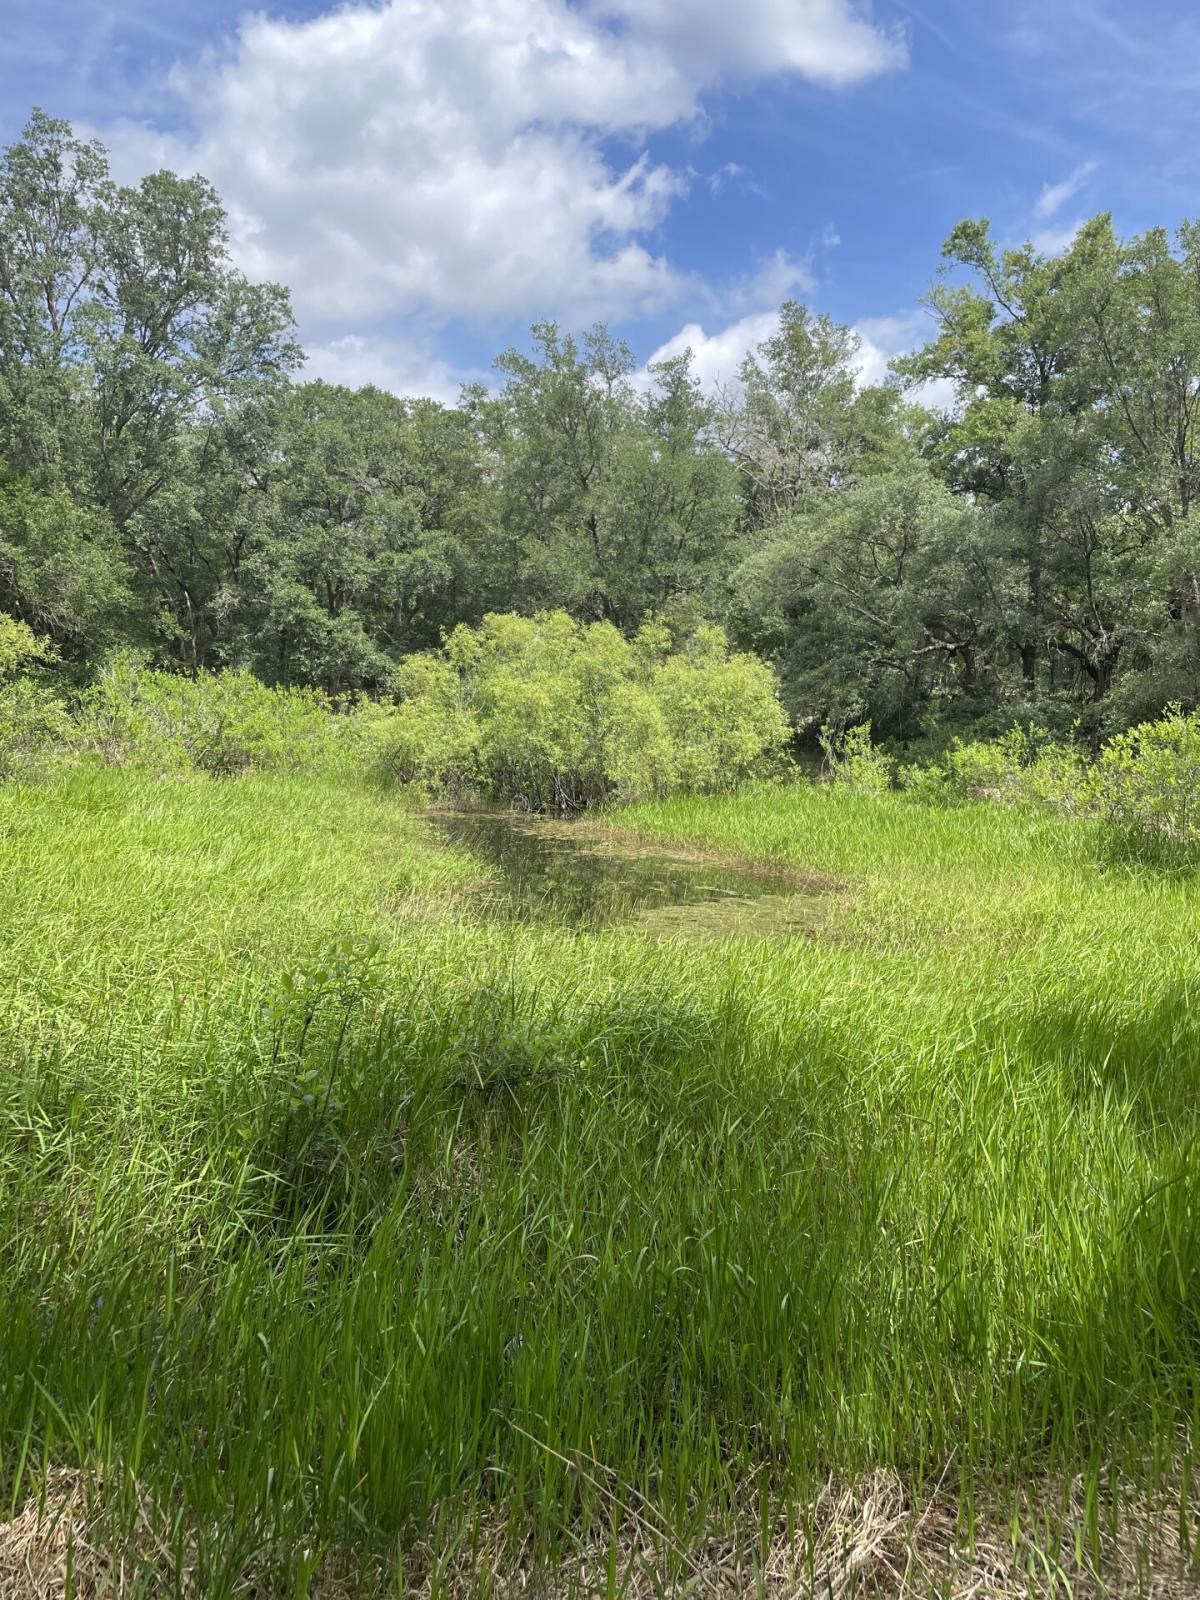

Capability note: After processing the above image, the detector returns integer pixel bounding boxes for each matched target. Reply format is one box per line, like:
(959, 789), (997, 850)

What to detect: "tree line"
(4, 109), (1200, 748)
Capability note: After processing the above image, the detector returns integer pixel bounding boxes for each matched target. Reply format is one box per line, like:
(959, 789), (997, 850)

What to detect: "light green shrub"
(0, 613), (47, 678)
(76, 656), (345, 776)
(901, 728), (1086, 810)
(467, 614), (618, 811)
(896, 760), (952, 803)
(374, 611), (789, 810)
(373, 654), (480, 796)
(606, 681), (678, 802)
(819, 721), (895, 792)
(0, 614), (68, 779)
(900, 708), (1200, 857)
(0, 676), (69, 779)
(1093, 705), (1200, 847)
(654, 626), (790, 796)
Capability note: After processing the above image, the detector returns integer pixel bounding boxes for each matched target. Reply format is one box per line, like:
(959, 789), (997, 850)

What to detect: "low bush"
(0, 614), (791, 801)
(1092, 705), (1200, 850)
(819, 721), (895, 792)
(75, 655), (349, 776)
(891, 706), (1200, 857)
(375, 611), (789, 810)
(0, 613), (69, 780)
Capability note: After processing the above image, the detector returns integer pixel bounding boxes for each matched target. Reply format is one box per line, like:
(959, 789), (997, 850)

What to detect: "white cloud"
(719, 249), (816, 316)
(1033, 159), (1098, 221)
(642, 304), (956, 409)
(643, 307), (783, 389)
(853, 313), (918, 387)
(303, 335), (487, 405)
(709, 161), (748, 194)
(1030, 218), (1085, 256)
(853, 311), (955, 409)
(598, 0), (907, 88)
(94, 0), (904, 332)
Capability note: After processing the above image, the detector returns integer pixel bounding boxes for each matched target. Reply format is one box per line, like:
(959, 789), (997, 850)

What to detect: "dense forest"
(4, 108), (1200, 747)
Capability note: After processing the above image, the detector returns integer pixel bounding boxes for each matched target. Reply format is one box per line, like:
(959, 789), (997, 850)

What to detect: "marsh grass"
(2, 770), (1200, 1594)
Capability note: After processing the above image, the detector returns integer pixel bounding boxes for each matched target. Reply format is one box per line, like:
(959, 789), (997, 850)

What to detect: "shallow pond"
(428, 810), (829, 937)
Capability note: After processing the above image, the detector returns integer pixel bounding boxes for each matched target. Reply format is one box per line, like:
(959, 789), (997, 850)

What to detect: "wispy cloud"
(708, 161), (744, 194)
(1030, 219), (1085, 255)
(1033, 159), (1098, 220)
(707, 161), (767, 198)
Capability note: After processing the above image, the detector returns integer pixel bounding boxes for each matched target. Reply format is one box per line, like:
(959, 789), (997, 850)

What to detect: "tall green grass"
(2, 769), (1200, 1592)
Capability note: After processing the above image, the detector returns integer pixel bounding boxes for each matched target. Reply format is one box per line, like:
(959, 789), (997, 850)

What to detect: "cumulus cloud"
(852, 312), (924, 385)
(642, 308), (783, 389)
(302, 335), (487, 405)
(598, 0), (907, 88)
(94, 0), (905, 335)
(642, 304), (956, 409)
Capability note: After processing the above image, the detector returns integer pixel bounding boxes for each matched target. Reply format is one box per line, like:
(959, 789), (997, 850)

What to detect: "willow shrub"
(1, 611), (790, 802)
(819, 720), (895, 793)
(1095, 706), (1200, 848)
(74, 654), (351, 776)
(377, 612), (789, 810)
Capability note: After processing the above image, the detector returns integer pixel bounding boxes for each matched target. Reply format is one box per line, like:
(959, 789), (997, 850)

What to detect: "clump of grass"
(3, 769), (1200, 1594)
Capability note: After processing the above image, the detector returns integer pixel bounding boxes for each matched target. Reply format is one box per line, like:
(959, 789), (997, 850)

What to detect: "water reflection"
(429, 811), (826, 937)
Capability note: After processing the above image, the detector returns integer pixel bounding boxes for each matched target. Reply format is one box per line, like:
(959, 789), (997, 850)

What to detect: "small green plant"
(819, 720), (894, 792)
(900, 710), (1200, 860)
(0, 612), (48, 677)
(1092, 704), (1200, 851)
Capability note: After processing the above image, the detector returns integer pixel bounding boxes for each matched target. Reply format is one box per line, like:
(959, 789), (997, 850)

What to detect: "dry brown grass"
(390, 1468), (1200, 1600)
(7, 1467), (1198, 1600)
(0, 1471), (115, 1599)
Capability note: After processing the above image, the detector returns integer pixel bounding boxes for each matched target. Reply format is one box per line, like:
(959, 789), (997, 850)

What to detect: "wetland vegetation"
(5, 764), (1200, 1595)
(4, 108), (1200, 1597)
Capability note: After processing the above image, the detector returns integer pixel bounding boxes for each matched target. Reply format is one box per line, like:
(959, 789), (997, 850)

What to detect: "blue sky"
(4, 0), (1200, 399)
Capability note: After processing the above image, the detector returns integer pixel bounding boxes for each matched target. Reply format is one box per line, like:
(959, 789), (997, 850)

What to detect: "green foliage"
(241, 383), (495, 692)
(893, 213), (1200, 735)
(0, 610), (47, 678)
(377, 611), (788, 809)
(4, 771), (1200, 1590)
(720, 299), (881, 528)
(1093, 705), (1200, 850)
(901, 708), (1200, 859)
(913, 726), (1077, 807)
(374, 651), (481, 793)
(0, 463), (130, 661)
(471, 324), (737, 628)
(818, 720), (895, 791)
(0, 677), (69, 779)
(75, 655), (347, 776)
(0, 612), (68, 778)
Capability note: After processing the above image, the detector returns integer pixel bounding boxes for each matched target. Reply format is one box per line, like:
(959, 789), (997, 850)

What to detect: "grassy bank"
(2, 769), (1200, 1595)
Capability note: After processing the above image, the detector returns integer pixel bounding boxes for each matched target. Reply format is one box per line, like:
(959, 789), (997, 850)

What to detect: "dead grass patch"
(8, 1466), (1199, 1599)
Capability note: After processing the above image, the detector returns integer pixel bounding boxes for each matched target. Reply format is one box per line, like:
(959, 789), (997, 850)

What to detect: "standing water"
(428, 811), (829, 936)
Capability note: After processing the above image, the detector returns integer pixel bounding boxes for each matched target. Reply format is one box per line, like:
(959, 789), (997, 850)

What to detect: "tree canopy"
(5, 109), (1200, 749)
